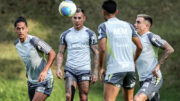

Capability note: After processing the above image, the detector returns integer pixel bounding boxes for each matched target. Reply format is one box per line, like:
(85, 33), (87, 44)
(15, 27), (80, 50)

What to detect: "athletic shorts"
(137, 77), (163, 101)
(28, 78), (54, 101)
(64, 67), (91, 82)
(104, 72), (136, 89)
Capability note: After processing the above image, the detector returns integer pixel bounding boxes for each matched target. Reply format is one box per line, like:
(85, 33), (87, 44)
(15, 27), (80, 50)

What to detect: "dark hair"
(14, 17), (28, 27)
(102, 0), (117, 14)
(137, 14), (153, 26)
(76, 8), (85, 15)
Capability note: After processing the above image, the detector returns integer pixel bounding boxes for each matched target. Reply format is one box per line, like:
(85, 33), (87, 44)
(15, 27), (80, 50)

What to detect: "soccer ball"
(58, 0), (77, 17)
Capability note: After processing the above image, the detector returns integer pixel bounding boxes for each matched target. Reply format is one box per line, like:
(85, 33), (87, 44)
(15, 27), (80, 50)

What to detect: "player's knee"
(32, 97), (40, 101)
(80, 93), (88, 101)
(80, 95), (87, 101)
(134, 95), (143, 101)
(66, 93), (71, 101)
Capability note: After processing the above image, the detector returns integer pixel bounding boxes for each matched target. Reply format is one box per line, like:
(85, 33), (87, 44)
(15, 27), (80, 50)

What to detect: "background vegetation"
(0, 0), (179, 101)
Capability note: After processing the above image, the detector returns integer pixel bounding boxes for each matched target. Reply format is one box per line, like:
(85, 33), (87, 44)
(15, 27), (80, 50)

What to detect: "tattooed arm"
(90, 44), (99, 83)
(56, 44), (66, 79)
(153, 42), (174, 77)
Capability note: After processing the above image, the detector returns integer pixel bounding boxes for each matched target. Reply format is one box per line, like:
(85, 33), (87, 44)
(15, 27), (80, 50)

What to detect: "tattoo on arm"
(56, 45), (66, 70)
(158, 42), (174, 65)
(91, 44), (99, 75)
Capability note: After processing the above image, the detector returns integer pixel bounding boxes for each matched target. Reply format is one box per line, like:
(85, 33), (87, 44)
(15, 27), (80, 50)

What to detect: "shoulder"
(98, 22), (106, 33)
(147, 32), (159, 40)
(14, 39), (19, 46)
(85, 28), (95, 35)
(62, 28), (72, 35)
(147, 32), (167, 47)
(60, 28), (72, 38)
(29, 35), (47, 47)
(98, 22), (106, 29)
(29, 35), (40, 44)
(116, 19), (129, 25)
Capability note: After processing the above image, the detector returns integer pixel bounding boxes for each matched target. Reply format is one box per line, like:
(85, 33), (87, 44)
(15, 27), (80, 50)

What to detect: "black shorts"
(137, 77), (163, 101)
(104, 72), (136, 89)
(64, 67), (91, 82)
(28, 79), (54, 101)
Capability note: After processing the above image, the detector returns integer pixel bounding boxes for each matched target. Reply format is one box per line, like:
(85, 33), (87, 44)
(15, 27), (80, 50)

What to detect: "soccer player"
(56, 8), (99, 101)
(98, 0), (143, 101)
(133, 14), (174, 101)
(14, 17), (56, 101)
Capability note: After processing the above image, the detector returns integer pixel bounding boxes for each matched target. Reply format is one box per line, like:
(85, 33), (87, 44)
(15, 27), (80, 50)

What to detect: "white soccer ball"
(58, 0), (77, 17)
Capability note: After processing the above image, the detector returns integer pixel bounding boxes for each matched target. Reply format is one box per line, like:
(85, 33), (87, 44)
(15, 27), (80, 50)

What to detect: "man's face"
(72, 12), (86, 30)
(15, 22), (28, 40)
(134, 17), (147, 34)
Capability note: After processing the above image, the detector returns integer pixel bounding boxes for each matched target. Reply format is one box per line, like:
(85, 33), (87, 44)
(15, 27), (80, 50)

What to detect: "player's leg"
(123, 88), (134, 101)
(103, 72), (126, 101)
(32, 79), (54, 101)
(104, 83), (120, 101)
(151, 92), (160, 101)
(32, 92), (48, 101)
(78, 81), (90, 101)
(77, 71), (91, 101)
(122, 72), (136, 101)
(134, 77), (163, 101)
(28, 81), (36, 101)
(65, 77), (77, 101)
(134, 93), (148, 101)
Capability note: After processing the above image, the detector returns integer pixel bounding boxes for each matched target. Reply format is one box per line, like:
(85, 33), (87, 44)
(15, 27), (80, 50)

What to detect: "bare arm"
(158, 42), (174, 65)
(90, 44), (99, 83)
(99, 38), (106, 82)
(39, 49), (56, 82)
(153, 42), (174, 77)
(56, 44), (66, 79)
(132, 37), (143, 62)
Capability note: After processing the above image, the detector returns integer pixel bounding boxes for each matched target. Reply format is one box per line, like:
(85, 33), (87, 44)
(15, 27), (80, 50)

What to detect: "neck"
(19, 36), (27, 43)
(105, 14), (116, 20)
(139, 30), (149, 36)
(74, 26), (84, 31)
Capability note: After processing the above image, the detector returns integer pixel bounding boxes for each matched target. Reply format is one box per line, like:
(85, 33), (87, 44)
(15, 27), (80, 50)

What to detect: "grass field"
(0, 0), (180, 101)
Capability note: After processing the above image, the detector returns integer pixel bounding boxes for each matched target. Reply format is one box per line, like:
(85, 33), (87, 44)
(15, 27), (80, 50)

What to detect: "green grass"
(0, 0), (180, 101)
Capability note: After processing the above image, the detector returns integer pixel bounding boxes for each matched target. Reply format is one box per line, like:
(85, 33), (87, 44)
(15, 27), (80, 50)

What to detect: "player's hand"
(38, 70), (48, 82)
(152, 64), (160, 78)
(99, 67), (105, 83)
(56, 68), (63, 79)
(91, 71), (98, 84)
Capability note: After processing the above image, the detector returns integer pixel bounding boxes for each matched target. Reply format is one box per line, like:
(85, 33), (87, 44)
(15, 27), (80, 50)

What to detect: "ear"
(26, 27), (29, 33)
(84, 15), (86, 21)
(146, 23), (150, 28)
(115, 9), (118, 15)
(102, 9), (106, 16)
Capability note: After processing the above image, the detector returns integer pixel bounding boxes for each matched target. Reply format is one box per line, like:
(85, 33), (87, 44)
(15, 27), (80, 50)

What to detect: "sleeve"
(86, 29), (98, 45)
(98, 23), (106, 40)
(14, 39), (19, 46)
(147, 33), (167, 48)
(60, 30), (70, 45)
(60, 33), (66, 45)
(30, 37), (52, 54)
(129, 24), (138, 37)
